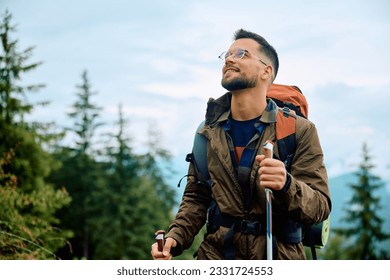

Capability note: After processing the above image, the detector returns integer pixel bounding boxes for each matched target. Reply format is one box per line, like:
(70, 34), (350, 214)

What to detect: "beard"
(221, 76), (257, 91)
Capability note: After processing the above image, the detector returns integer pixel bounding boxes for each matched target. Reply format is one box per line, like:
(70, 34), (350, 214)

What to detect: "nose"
(224, 52), (235, 64)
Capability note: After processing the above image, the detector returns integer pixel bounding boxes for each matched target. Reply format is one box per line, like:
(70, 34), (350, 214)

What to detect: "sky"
(3, 0), (390, 189)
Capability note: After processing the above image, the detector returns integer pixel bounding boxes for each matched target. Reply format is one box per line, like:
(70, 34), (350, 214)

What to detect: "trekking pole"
(155, 230), (165, 252)
(263, 140), (274, 260)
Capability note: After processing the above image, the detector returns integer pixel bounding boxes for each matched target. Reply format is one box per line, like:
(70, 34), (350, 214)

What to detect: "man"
(151, 29), (331, 260)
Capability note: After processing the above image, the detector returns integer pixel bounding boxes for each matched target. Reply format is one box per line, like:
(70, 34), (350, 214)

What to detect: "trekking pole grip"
(263, 140), (274, 159)
(155, 230), (165, 252)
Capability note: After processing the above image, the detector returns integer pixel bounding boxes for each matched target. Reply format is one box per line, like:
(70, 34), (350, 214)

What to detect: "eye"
(235, 49), (248, 59)
(236, 49), (247, 59)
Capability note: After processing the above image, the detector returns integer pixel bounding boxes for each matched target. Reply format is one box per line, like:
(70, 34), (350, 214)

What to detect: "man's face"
(221, 38), (268, 91)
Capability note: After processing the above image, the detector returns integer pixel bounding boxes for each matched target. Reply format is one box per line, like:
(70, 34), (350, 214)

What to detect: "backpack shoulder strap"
(275, 107), (297, 172)
(275, 109), (330, 259)
(188, 120), (210, 185)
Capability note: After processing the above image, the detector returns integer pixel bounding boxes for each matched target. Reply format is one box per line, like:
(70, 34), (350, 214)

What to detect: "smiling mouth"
(224, 68), (239, 75)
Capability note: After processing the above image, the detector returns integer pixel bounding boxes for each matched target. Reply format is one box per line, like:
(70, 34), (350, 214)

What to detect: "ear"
(261, 65), (274, 81)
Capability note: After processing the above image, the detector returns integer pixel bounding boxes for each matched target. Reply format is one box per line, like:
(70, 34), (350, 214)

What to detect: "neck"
(230, 87), (267, 121)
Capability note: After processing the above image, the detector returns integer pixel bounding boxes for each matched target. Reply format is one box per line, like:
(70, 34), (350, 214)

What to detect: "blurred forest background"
(1, 10), (389, 260)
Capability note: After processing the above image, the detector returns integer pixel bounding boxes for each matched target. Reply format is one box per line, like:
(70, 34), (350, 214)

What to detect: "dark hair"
(233, 29), (279, 80)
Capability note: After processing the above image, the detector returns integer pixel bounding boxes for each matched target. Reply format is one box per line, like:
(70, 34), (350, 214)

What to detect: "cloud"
(141, 65), (222, 100)
(5, 0), (390, 183)
(306, 83), (390, 180)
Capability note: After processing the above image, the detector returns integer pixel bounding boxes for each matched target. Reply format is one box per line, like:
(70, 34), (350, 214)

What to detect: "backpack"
(267, 83), (308, 118)
(187, 84), (330, 259)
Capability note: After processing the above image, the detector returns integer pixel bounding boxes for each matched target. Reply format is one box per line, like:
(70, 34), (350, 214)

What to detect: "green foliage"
(316, 232), (349, 260)
(0, 117), (73, 260)
(174, 226), (206, 260)
(332, 142), (390, 259)
(49, 149), (104, 259)
(0, 9), (183, 261)
(67, 70), (103, 155)
(49, 70), (104, 259)
(0, 10), (72, 260)
(0, 10), (44, 125)
(50, 75), (178, 260)
(87, 106), (177, 259)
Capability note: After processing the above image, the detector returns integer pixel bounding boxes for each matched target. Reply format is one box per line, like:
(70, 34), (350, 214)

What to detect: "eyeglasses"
(218, 48), (268, 66)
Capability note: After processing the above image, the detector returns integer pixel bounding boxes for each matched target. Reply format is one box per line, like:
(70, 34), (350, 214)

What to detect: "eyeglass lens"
(222, 49), (245, 60)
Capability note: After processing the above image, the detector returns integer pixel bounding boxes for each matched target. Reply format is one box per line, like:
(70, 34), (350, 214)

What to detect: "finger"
(259, 180), (284, 191)
(255, 154), (265, 164)
(260, 158), (285, 168)
(151, 243), (167, 260)
(259, 173), (285, 191)
(260, 173), (283, 183)
(259, 157), (275, 168)
(163, 238), (177, 257)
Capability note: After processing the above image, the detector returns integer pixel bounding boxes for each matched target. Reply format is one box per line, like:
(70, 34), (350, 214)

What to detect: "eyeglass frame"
(218, 48), (268, 66)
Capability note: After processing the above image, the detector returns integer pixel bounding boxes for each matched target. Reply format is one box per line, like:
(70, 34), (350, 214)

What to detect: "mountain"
(328, 173), (390, 252)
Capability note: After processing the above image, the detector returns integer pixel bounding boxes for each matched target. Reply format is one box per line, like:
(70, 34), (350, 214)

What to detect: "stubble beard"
(221, 76), (257, 91)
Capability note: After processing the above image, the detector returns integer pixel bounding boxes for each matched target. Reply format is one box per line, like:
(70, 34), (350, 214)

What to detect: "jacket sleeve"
(274, 118), (331, 225)
(165, 163), (212, 256)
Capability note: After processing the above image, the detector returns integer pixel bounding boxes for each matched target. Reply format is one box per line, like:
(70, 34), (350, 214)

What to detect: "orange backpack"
(266, 84), (308, 171)
(267, 83), (308, 118)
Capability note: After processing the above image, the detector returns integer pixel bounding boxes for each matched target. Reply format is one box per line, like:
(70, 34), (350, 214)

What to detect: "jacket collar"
(205, 92), (278, 126)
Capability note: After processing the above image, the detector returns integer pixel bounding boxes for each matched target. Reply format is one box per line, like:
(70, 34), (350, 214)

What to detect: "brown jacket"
(166, 93), (331, 259)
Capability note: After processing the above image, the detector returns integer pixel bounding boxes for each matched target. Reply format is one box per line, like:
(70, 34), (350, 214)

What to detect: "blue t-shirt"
(229, 116), (259, 164)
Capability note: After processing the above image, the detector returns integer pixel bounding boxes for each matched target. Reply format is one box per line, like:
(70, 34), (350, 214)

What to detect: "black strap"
(207, 200), (265, 259)
(271, 99), (306, 118)
(223, 220), (265, 260)
(224, 225), (236, 260)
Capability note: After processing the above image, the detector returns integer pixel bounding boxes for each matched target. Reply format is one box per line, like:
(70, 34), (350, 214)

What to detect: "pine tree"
(134, 126), (178, 258)
(139, 126), (177, 213)
(334, 142), (390, 259)
(67, 70), (103, 156)
(0, 10), (44, 125)
(88, 104), (140, 259)
(0, 10), (72, 259)
(50, 70), (104, 259)
(89, 105), (177, 259)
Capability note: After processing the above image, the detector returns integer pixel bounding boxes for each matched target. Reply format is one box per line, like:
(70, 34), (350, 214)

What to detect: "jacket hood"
(205, 92), (279, 126)
(205, 92), (232, 126)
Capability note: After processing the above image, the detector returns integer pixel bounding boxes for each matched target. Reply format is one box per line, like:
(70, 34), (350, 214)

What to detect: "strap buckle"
(282, 106), (291, 117)
(240, 220), (261, 235)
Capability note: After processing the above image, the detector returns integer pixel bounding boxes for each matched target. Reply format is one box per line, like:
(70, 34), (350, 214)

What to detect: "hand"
(255, 155), (286, 191)
(151, 237), (177, 260)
